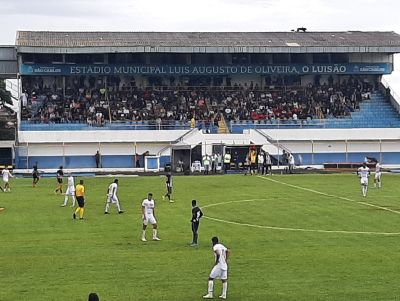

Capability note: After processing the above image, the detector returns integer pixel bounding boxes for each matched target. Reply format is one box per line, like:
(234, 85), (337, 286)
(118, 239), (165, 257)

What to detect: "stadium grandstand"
(2, 30), (400, 171)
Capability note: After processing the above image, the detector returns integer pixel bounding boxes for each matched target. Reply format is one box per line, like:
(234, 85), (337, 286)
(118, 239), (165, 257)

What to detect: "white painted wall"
(18, 128), (400, 158)
(262, 128), (400, 141)
(18, 130), (189, 143)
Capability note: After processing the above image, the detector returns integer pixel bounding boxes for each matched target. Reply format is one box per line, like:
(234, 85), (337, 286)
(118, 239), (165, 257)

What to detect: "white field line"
(203, 214), (400, 235)
(258, 176), (400, 215)
(201, 184), (400, 235)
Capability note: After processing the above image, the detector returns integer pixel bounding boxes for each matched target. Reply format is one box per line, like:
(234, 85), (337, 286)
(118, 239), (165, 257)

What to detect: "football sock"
(193, 233), (198, 244)
(142, 230), (146, 239)
(222, 282), (228, 296)
(208, 280), (214, 294)
(153, 229), (158, 239)
(79, 208), (84, 219)
(105, 203), (109, 213)
(116, 202), (121, 212)
(75, 207), (80, 215)
(71, 196), (76, 206)
(63, 196), (68, 206)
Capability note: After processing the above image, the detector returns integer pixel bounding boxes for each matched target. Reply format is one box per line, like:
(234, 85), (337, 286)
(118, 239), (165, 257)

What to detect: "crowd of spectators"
(20, 75), (376, 126)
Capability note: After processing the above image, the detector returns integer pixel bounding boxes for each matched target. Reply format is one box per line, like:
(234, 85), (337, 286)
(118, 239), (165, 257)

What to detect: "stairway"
(218, 115), (230, 133)
(323, 91), (400, 128)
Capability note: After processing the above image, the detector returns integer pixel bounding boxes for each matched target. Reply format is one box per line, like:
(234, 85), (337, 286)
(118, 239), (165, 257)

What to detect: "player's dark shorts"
(250, 163), (257, 170)
(77, 196), (85, 208)
(33, 174), (39, 179)
(57, 177), (63, 184)
(192, 221), (200, 233)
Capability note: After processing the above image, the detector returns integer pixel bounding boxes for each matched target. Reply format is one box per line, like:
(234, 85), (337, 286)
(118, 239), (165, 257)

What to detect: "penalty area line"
(257, 176), (400, 216)
(203, 215), (400, 236)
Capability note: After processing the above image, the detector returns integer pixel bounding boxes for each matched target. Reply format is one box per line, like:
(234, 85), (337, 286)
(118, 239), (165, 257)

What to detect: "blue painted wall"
(18, 155), (171, 169)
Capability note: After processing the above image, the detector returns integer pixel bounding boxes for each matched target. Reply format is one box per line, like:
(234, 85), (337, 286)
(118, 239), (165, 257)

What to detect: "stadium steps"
(218, 115), (230, 133)
(323, 91), (400, 128)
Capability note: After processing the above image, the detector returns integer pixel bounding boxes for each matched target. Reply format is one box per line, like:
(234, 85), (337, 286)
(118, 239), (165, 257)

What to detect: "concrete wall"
(16, 128), (400, 168)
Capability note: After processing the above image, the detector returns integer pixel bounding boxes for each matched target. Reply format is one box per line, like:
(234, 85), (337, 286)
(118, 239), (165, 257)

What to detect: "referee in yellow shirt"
(73, 180), (85, 220)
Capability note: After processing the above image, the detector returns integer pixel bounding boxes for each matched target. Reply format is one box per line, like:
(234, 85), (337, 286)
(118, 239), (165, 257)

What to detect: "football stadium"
(2, 30), (400, 300)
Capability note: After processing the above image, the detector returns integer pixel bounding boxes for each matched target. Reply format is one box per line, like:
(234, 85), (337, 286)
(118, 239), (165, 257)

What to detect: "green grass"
(2, 173), (400, 301)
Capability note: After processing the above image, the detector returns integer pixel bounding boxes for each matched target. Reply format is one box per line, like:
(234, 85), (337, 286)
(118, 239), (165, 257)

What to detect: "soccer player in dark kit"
(190, 199), (203, 246)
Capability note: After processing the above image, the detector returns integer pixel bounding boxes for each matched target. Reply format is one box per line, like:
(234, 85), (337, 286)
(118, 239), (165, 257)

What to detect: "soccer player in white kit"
(374, 162), (382, 188)
(203, 236), (229, 299)
(357, 162), (370, 197)
(62, 172), (76, 207)
(104, 179), (123, 214)
(2, 167), (13, 192)
(141, 192), (160, 241)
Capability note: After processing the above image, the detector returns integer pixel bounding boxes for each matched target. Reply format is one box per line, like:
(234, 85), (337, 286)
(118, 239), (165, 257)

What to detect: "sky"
(1, 0), (400, 92)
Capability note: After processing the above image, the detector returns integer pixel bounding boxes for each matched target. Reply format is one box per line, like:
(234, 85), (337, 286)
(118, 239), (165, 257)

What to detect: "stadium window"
(169, 53), (186, 65)
(250, 54), (271, 64)
(291, 53), (309, 64)
(313, 53), (330, 64)
(272, 53), (290, 64)
(65, 54), (75, 64)
(92, 54), (105, 64)
(331, 53), (349, 63)
(21, 53), (34, 64)
(209, 53), (228, 64)
(232, 53), (249, 64)
(35, 54), (52, 64)
(149, 53), (165, 65)
(192, 54), (210, 65)
(51, 54), (63, 64)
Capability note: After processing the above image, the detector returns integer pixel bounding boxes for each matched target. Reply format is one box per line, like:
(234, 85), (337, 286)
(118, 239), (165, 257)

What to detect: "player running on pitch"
(162, 172), (174, 203)
(54, 166), (64, 194)
(203, 236), (229, 299)
(374, 162), (382, 188)
(62, 172), (76, 207)
(32, 165), (40, 187)
(2, 166), (13, 192)
(104, 179), (123, 214)
(141, 193), (161, 241)
(357, 162), (370, 197)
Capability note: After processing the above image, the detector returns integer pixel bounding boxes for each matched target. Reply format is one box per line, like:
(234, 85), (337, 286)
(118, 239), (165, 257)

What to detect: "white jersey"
(358, 166), (370, 179)
(213, 243), (228, 271)
(108, 183), (118, 197)
(375, 163), (381, 173)
(2, 169), (12, 182)
(142, 198), (155, 216)
(67, 176), (75, 190)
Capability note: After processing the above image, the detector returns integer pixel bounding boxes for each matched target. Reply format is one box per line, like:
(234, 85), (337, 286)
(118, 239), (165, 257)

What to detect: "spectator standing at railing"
(95, 151), (101, 168)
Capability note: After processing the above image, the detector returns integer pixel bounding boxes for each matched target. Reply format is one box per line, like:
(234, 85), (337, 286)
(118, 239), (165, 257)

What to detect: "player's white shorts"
(360, 177), (368, 185)
(209, 265), (228, 280)
(107, 195), (119, 203)
(143, 214), (157, 225)
(65, 186), (75, 196)
(375, 172), (381, 180)
(3, 178), (9, 183)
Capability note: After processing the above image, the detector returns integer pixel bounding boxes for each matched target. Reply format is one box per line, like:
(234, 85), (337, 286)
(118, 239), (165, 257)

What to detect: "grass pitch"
(2, 173), (400, 301)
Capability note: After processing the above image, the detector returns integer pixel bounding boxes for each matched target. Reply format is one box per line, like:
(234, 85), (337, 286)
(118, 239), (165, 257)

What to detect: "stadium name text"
(21, 63), (392, 75)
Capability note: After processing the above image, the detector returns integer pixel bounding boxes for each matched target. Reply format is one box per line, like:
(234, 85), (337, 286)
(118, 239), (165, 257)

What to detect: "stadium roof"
(15, 31), (400, 54)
